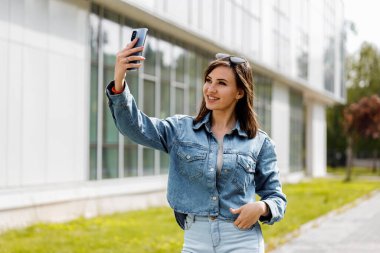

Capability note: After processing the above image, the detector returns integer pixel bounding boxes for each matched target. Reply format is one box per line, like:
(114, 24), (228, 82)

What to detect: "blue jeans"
(182, 215), (265, 253)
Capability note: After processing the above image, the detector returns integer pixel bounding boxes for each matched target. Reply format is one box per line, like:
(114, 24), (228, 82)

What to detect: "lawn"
(327, 166), (380, 177)
(0, 178), (379, 253)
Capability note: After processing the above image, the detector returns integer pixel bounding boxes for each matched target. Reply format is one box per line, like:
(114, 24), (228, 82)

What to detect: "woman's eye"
(206, 78), (212, 83)
(219, 82), (226, 85)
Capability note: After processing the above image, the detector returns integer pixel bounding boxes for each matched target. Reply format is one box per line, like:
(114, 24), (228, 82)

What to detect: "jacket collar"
(193, 112), (248, 138)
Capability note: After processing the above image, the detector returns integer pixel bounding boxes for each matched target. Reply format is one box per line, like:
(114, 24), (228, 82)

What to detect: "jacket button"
(186, 155), (191, 159)
(212, 196), (217, 201)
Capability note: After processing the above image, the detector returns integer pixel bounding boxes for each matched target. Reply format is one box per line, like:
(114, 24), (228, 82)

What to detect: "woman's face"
(203, 66), (243, 113)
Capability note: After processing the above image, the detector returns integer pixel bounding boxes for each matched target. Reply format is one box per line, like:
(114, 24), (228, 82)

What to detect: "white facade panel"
(0, 40), (8, 187)
(306, 101), (327, 177)
(1, 0), (89, 186)
(21, 46), (48, 185)
(46, 54), (87, 183)
(45, 0), (89, 183)
(271, 82), (290, 174)
(7, 43), (24, 186)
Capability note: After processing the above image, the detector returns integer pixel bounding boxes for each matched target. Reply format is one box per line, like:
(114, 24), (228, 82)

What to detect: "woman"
(106, 38), (287, 253)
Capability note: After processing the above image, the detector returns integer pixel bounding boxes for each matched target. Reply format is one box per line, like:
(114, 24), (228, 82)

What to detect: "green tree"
(327, 42), (380, 168)
(347, 42), (380, 102)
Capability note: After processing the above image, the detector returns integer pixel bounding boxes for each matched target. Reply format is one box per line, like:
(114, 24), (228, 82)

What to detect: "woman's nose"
(207, 83), (216, 92)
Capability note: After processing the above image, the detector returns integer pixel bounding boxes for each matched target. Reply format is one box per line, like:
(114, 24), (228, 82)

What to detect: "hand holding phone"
(127, 28), (148, 70)
(114, 28), (148, 91)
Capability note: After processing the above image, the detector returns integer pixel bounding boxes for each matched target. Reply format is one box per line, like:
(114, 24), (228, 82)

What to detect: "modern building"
(0, 0), (345, 230)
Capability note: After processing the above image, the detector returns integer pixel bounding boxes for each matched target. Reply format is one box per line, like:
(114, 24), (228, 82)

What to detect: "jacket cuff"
(260, 199), (280, 225)
(105, 80), (131, 106)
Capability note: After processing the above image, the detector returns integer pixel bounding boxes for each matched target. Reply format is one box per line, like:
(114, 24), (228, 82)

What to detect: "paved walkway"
(271, 191), (380, 253)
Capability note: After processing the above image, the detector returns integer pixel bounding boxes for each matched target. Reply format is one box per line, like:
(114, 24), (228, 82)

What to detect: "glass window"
(143, 148), (155, 176)
(143, 79), (156, 117)
(102, 10), (121, 179)
(124, 138), (138, 177)
(200, 0), (214, 36)
(89, 66), (98, 180)
(175, 87), (185, 114)
(89, 148), (97, 180)
(248, 0), (261, 17)
(289, 90), (304, 172)
(273, 0), (291, 73)
(102, 11), (120, 66)
(233, 5), (243, 49)
(160, 152), (169, 174)
(122, 22), (140, 179)
(89, 8), (99, 180)
(159, 40), (171, 119)
(188, 52), (198, 115)
(248, 15), (260, 58)
(323, 0), (336, 93)
(254, 75), (272, 135)
(102, 147), (118, 178)
(297, 31), (309, 80)
(144, 34), (157, 76)
(221, 0), (233, 46)
(174, 45), (185, 83)
(189, 0), (199, 28)
(89, 4), (219, 180)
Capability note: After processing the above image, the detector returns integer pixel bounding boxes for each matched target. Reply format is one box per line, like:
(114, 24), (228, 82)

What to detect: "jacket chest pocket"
(232, 154), (256, 192)
(176, 145), (207, 180)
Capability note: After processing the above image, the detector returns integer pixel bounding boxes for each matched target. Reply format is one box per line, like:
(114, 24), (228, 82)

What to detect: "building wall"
(271, 82), (290, 174)
(0, 0), (89, 187)
(0, 0), (345, 230)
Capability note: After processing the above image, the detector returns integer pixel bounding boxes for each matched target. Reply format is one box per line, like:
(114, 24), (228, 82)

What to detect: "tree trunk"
(345, 137), (353, 182)
(372, 149), (377, 173)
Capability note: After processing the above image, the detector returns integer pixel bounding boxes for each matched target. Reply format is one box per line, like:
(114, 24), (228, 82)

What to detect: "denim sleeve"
(255, 138), (287, 225)
(105, 81), (178, 153)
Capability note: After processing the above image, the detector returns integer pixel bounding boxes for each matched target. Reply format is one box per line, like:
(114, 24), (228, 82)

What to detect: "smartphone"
(128, 28), (148, 70)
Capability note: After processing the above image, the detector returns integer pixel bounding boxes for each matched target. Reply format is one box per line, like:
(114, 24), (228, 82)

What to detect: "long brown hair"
(194, 58), (259, 138)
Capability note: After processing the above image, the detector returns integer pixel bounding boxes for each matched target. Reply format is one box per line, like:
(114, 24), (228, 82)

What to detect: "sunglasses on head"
(215, 53), (247, 65)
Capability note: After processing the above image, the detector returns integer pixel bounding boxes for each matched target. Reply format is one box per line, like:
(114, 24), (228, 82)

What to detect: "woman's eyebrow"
(206, 75), (228, 82)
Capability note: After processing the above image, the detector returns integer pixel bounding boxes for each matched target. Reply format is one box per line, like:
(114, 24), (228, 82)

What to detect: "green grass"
(327, 166), (380, 177)
(1, 178), (380, 253)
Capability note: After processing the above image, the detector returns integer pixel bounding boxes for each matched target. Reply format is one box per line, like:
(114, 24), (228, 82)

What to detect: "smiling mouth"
(207, 96), (219, 101)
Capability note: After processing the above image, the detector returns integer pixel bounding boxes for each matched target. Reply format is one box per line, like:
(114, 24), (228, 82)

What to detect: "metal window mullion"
(119, 134), (124, 178)
(137, 61), (144, 176)
(118, 16), (124, 178)
(258, 0), (263, 60)
(170, 45), (175, 115)
(184, 50), (189, 115)
(96, 7), (104, 180)
(155, 39), (161, 175)
(195, 56), (202, 108)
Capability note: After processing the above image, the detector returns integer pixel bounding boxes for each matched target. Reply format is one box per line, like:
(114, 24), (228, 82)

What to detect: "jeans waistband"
(192, 215), (218, 221)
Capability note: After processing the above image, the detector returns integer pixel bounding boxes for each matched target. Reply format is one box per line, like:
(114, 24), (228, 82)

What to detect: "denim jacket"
(106, 81), (287, 225)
